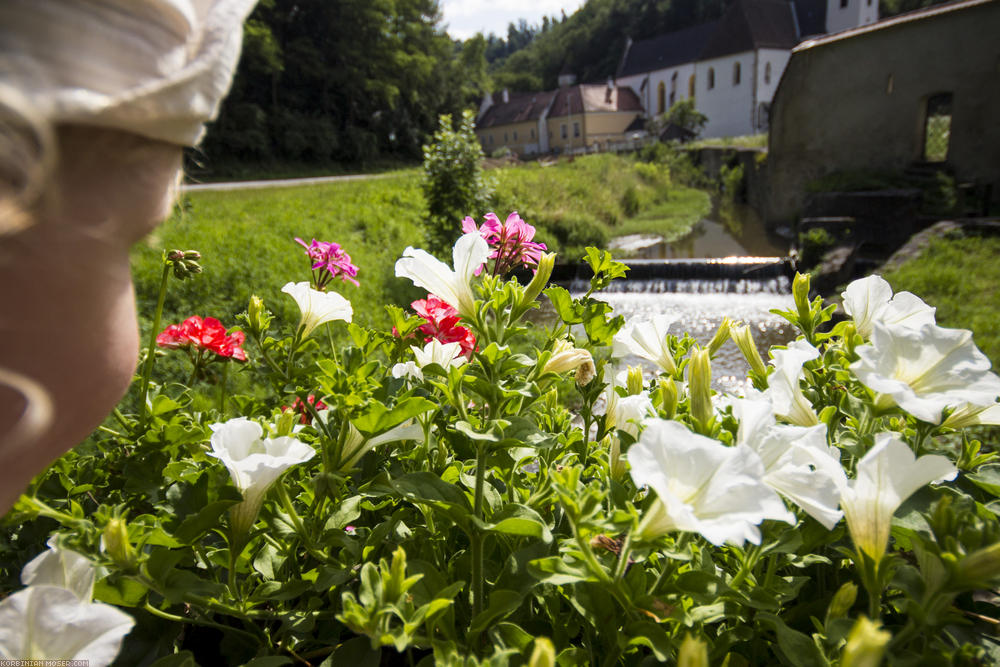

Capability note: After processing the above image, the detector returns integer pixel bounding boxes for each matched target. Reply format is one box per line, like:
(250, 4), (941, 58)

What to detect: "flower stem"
(218, 361), (229, 415)
(471, 442), (487, 617)
(137, 261), (171, 431)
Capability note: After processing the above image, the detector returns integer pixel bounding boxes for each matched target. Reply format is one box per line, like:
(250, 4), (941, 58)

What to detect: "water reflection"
(611, 202), (788, 259)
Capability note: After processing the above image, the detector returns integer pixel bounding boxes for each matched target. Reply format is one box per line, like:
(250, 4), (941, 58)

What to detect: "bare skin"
(0, 125), (182, 513)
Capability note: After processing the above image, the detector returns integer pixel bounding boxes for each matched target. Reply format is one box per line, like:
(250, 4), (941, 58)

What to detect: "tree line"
(196, 0), (955, 173)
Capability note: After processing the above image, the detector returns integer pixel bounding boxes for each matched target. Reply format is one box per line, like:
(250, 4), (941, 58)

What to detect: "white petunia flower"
(208, 417), (316, 534)
(394, 232), (491, 318)
(841, 275), (936, 339)
(628, 419), (794, 546)
(612, 314), (679, 375)
(543, 339), (594, 375)
(21, 538), (95, 602)
(281, 281), (352, 338)
(734, 398), (846, 529)
(0, 586), (134, 666)
(764, 340), (820, 426)
(601, 383), (655, 439)
(840, 433), (957, 562)
(393, 339), (467, 382)
(851, 321), (1000, 424)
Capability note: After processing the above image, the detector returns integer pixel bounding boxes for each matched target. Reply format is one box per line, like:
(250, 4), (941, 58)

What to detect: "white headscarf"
(0, 0), (258, 146)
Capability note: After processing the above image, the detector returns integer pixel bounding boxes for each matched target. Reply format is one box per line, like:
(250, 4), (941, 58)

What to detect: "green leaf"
(624, 620), (672, 661)
(149, 652), (197, 667)
(528, 556), (600, 585)
(544, 286), (584, 324)
(353, 397), (436, 434)
(171, 499), (239, 544)
(326, 495), (362, 531)
(478, 504), (552, 543)
(321, 636), (381, 667)
(968, 465), (1000, 498)
(469, 589), (524, 633)
(756, 613), (826, 667)
(150, 394), (184, 417)
(241, 658), (293, 667)
(94, 576), (148, 607)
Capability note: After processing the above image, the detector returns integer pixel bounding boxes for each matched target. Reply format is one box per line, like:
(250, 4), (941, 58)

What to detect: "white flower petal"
(628, 420), (792, 546)
(282, 282), (352, 338)
(841, 275), (934, 339)
(21, 539), (95, 602)
(841, 433), (957, 560)
(395, 233), (489, 318)
(613, 314), (678, 375)
(851, 321), (1000, 424)
(0, 586), (134, 665)
(764, 340), (819, 426)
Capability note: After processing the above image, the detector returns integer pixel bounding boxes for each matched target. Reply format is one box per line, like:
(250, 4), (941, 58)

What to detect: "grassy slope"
(134, 155), (710, 334)
(883, 234), (1000, 366)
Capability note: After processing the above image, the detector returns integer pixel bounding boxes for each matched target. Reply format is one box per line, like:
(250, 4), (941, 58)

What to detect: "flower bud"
(826, 581), (858, 621)
(731, 323), (767, 376)
(522, 251), (556, 305)
(793, 272), (812, 321)
(276, 408), (298, 436)
(687, 347), (714, 429)
(166, 248), (203, 280)
(841, 616), (890, 667)
(626, 366), (645, 395)
(528, 638), (556, 667)
(658, 377), (678, 419)
(244, 295), (272, 336)
(576, 358), (596, 386)
(102, 518), (136, 570)
(607, 435), (627, 482)
(954, 542), (1000, 588)
(677, 633), (709, 667)
(707, 317), (732, 357)
(543, 339), (593, 376)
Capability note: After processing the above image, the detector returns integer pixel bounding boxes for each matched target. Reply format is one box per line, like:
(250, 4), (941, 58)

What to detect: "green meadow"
(133, 155), (711, 334)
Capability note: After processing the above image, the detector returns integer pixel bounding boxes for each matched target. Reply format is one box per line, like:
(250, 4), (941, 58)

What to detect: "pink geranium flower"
(461, 212), (547, 275)
(294, 237), (360, 289)
(157, 316), (247, 361)
(411, 295), (477, 358)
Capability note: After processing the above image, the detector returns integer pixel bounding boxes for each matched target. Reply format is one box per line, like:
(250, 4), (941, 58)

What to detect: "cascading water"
(574, 203), (796, 394)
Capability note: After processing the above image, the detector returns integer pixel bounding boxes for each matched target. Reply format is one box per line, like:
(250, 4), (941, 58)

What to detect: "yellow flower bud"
(707, 317), (732, 357)
(102, 517), (136, 570)
(626, 365), (644, 395)
(841, 616), (890, 667)
(793, 272), (812, 321)
(687, 347), (713, 429)
(522, 252), (557, 308)
(658, 376), (678, 419)
(677, 633), (709, 667)
(826, 581), (858, 621)
(528, 637), (556, 667)
(731, 323), (767, 376)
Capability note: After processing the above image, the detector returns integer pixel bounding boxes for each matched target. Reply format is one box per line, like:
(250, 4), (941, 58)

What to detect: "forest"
(196, 0), (953, 173)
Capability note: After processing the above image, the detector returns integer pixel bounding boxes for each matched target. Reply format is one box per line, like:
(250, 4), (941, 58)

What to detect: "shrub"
(422, 110), (493, 253)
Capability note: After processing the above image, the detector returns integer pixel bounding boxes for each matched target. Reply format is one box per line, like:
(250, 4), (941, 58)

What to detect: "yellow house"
(476, 83), (644, 157)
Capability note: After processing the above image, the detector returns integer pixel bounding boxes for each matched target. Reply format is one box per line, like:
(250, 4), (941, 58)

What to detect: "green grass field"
(883, 233), (1000, 366)
(133, 154), (710, 337)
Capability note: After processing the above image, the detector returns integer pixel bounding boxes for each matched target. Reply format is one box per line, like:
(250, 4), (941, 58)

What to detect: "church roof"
(617, 21), (718, 77)
(701, 0), (800, 59)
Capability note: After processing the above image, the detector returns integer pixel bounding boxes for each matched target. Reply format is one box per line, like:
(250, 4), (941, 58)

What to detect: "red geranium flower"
(285, 394), (327, 424)
(157, 316), (247, 361)
(411, 296), (476, 358)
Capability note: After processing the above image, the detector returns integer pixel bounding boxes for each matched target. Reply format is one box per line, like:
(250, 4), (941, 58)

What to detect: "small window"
(489, 135), (494, 144)
(657, 82), (666, 114)
(530, 128), (535, 138)
(504, 132), (508, 142)
(840, 0), (848, 8)
(707, 68), (715, 90)
(886, 74), (894, 94)
(561, 124), (567, 139)
(764, 62), (772, 85)
(923, 93), (952, 162)
(573, 122), (580, 138)
(513, 130), (517, 141)
(733, 62), (741, 86)
(688, 75), (695, 99)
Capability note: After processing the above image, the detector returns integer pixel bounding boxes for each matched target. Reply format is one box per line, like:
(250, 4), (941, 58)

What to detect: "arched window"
(764, 62), (772, 85)
(707, 68), (715, 90)
(733, 62), (741, 85)
(670, 71), (677, 106)
(657, 82), (666, 114)
(688, 75), (695, 99)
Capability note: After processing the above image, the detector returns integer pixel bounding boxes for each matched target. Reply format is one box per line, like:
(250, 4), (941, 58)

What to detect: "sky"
(438, 0), (588, 40)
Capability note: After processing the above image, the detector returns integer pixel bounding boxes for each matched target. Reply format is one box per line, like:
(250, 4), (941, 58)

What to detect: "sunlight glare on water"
(583, 289), (796, 395)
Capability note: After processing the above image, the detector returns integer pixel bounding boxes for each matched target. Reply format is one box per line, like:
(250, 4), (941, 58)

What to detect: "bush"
(422, 110), (493, 253)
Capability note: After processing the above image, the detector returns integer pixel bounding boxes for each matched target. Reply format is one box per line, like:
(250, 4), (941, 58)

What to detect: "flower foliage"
(8, 224), (1000, 667)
